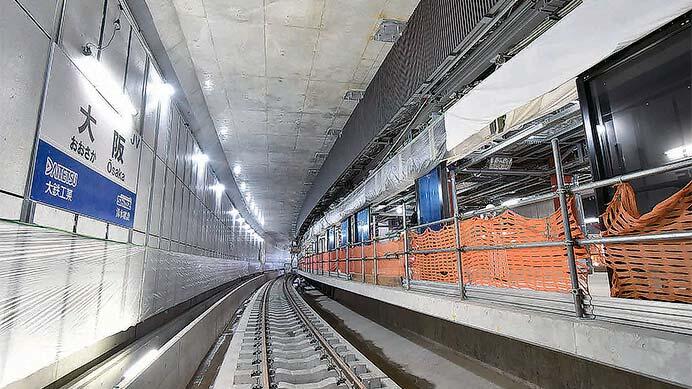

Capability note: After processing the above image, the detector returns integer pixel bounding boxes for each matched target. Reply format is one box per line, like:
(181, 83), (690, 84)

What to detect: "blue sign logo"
(30, 140), (136, 228)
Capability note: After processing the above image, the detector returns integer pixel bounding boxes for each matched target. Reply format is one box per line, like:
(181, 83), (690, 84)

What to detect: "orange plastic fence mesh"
(602, 181), (692, 303)
(409, 223), (459, 283)
(410, 201), (589, 292)
(300, 240), (406, 279)
(460, 202), (589, 292)
(373, 239), (406, 277)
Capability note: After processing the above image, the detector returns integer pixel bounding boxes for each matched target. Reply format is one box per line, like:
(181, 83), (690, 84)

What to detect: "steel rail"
(282, 277), (367, 389)
(259, 280), (276, 389)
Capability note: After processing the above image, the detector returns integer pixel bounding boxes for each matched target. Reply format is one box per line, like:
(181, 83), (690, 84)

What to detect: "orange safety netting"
(409, 223), (459, 283)
(410, 200), (590, 292)
(602, 181), (692, 303)
(298, 239), (406, 286)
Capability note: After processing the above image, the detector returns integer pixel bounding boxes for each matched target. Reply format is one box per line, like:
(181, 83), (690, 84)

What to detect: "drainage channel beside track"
(230, 276), (399, 389)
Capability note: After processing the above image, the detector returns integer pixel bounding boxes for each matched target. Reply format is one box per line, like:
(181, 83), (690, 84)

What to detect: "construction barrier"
(409, 200), (589, 292)
(299, 183), (690, 301)
(602, 181), (692, 304)
(299, 239), (405, 286)
(459, 202), (590, 292)
(409, 223), (459, 284)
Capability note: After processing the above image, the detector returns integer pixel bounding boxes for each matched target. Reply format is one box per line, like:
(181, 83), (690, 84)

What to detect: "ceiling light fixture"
(77, 55), (138, 118)
(233, 165), (242, 175)
(149, 82), (175, 101)
(190, 152), (209, 165)
(210, 183), (225, 193)
(664, 144), (692, 161)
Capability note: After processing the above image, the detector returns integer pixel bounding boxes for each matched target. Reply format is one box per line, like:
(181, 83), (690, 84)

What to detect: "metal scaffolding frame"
(298, 153), (692, 333)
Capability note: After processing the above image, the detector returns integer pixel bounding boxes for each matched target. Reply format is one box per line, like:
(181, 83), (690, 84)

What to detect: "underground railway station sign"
(30, 48), (140, 228)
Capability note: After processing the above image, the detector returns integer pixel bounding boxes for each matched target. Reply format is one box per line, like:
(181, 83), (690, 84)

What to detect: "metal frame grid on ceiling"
(298, 0), (579, 239)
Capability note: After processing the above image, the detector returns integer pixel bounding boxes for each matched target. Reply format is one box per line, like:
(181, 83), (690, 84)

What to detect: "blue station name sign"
(30, 47), (141, 228)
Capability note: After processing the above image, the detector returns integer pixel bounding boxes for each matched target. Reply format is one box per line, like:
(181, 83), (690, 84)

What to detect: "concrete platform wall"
(299, 271), (692, 388)
(122, 273), (277, 389)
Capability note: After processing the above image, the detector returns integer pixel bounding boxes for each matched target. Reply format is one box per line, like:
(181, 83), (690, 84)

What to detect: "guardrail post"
(372, 213), (378, 285)
(402, 202), (411, 290)
(551, 138), (585, 318)
(450, 170), (466, 299)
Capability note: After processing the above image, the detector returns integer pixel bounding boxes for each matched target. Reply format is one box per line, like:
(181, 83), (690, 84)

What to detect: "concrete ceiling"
(149, 0), (419, 245)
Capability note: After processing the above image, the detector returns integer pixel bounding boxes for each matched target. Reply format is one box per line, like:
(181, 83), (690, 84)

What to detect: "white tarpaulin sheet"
(0, 221), (261, 387)
(307, 118), (446, 239)
(445, 0), (692, 151)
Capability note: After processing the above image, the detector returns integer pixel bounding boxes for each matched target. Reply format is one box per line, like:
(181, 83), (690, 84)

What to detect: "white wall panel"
(172, 178), (183, 241)
(125, 33), (147, 119)
(76, 215), (107, 238)
(33, 203), (74, 232)
(131, 229), (145, 245)
(175, 125), (187, 178)
(179, 188), (189, 243)
(0, 192), (23, 220)
(156, 100), (172, 159)
(188, 197), (200, 245)
(109, 224), (129, 243)
(147, 235), (159, 248)
(166, 113), (179, 168)
(141, 68), (159, 146)
(98, 2), (130, 93)
(184, 133), (194, 188)
(0, 2), (51, 197)
(196, 161), (207, 202)
(133, 144), (153, 232)
(15, 0), (60, 36)
(148, 157), (165, 236)
(161, 168), (175, 239)
(60, 0), (104, 66)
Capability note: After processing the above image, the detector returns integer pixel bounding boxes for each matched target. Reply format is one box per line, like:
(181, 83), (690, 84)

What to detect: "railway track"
(230, 276), (399, 388)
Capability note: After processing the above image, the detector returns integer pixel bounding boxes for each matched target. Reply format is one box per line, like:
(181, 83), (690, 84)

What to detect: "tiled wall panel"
(0, 2), (51, 198)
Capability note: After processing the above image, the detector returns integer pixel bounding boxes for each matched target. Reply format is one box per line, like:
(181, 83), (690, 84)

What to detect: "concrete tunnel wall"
(0, 0), (265, 386)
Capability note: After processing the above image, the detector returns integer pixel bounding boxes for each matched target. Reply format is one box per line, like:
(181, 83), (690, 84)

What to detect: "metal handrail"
(572, 157), (692, 193)
(578, 231), (692, 245)
(407, 216), (456, 230)
(298, 153), (692, 320)
(300, 230), (692, 260)
(302, 158), (690, 253)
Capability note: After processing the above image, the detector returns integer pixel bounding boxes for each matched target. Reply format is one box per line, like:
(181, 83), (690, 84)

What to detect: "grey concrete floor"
(303, 289), (536, 389)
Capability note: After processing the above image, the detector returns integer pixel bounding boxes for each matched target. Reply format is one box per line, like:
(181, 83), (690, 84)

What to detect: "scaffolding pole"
(402, 201), (411, 290)
(450, 170), (465, 299)
(552, 138), (585, 318)
(372, 213), (378, 285)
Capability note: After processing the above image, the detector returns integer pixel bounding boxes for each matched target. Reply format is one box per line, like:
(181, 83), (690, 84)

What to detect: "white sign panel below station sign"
(30, 45), (141, 228)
